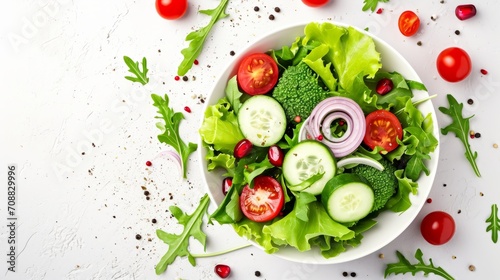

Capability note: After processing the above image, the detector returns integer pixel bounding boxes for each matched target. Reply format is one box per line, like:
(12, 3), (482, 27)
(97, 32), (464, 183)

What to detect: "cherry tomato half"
(398, 10), (420, 37)
(156, 0), (188, 20)
(363, 110), (403, 153)
(237, 53), (279, 95)
(240, 175), (284, 222)
(420, 211), (456, 245)
(302, 0), (330, 7)
(436, 47), (472, 82)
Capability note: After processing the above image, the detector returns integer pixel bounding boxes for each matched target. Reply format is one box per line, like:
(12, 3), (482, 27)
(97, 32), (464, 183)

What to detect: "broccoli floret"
(272, 63), (331, 122)
(351, 158), (398, 212)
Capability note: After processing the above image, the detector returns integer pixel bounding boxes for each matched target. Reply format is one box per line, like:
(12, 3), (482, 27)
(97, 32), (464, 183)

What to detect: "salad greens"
(155, 194), (210, 275)
(439, 94), (481, 177)
(200, 22), (437, 258)
(177, 0), (230, 76)
(486, 204), (499, 243)
(123, 56), (149, 85)
(384, 249), (455, 280)
(152, 94), (198, 178)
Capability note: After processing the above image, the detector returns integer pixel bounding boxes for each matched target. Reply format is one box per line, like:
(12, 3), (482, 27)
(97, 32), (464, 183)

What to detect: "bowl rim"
(197, 20), (440, 264)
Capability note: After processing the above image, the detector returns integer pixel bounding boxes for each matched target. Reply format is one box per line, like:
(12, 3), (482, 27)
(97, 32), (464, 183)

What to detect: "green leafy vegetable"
(486, 204), (500, 243)
(384, 249), (455, 280)
(439, 94), (481, 177)
(177, 0), (230, 76)
(200, 98), (244, 154)
(225, 75), (243, 114)
(155, 194), (210, 275)
(152, 94), (198, 178)
(362, 0), (390, 12)
(123, 56), (149, 85)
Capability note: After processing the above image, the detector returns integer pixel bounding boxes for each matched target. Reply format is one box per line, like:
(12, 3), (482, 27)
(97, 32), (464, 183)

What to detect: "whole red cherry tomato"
(420, 211), (456, 245)
(156, 0), (188, 20)
(436, 47), (472, 82)
(302, 0), (330, 7)
(398, 10), (420, 37)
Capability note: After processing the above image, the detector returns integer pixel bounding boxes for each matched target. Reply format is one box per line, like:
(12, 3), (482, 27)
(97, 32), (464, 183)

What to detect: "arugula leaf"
(384, 249), (455, 280)
(486, 204), (500, 243)
(155, 194), (210, 275)
(225, 75), (243, 114)
(123, 56), (149, 85)
(362, 0), (389, 12)
(177, 0), (230, 76)
(439, 94), (481, 177)
(152, 94), (198, 178)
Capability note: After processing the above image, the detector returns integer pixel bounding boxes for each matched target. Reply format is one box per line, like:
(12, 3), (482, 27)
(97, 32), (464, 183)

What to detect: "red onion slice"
(301, 97), (366, 158)
(155, 150), (183, 177)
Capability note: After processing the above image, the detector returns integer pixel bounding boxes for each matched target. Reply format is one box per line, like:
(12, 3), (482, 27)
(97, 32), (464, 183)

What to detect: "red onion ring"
(155, 150), (183, 177)
(301, 97), (366, 158)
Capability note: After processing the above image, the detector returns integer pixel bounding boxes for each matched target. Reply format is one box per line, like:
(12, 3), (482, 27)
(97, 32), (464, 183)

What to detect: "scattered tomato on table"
(156, 0), (188, 20)
(398, 10), (420, 37)
(436, 47), (472, 82)
(420, 211), (456, 245)
(302, 0), (330, 7)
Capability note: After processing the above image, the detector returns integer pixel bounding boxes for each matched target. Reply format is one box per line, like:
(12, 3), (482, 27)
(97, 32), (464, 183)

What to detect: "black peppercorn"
(351, 272), (357, 277)
(342, 272), (348, 277)
(274, 7), (281, 13)
(135, 234), (142, 240)
(254, 6), (260, 12)
(182, 76), (188, 81)
(269, 14), (275, 20)
(255, 271), (261, 277)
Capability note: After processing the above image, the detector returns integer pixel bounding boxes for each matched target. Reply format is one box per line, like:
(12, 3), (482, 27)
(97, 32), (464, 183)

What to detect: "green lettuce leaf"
(199, 98), (244, 153)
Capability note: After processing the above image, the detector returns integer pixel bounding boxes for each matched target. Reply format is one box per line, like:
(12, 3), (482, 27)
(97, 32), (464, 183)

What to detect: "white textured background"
(1, 0), (499, 279)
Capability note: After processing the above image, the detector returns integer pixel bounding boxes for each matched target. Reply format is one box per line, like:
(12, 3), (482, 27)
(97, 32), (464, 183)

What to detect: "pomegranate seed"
(145, 161), (152, 166)
(222, 177), (232, 195)
(455, 4), (476, 21)
(268, 145), (284, 167)
(376, 78), (394, 95)
(234, 139), (253, 159)
(293, 115), (301, 123)
(317, 135), (324, 141)
(214, 264), (231, 278)
(194, 59), (199, 65)
(174, 76), (180, 81)
(480, 69), (488, 75)
(376, 8), (383, 14)
(184, 106), (191, 113)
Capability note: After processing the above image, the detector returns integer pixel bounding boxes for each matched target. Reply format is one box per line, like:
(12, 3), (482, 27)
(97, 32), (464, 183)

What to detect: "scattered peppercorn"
(379, 253), (384, 259)
(417, 41), (422, 46)
(269, 14), (275, 20)
(469, 265), (476, 271)
(274, 7), (281, 13)
(443, 183), (447, 187)
(342, 272), (348, 277)
(480, 69), (488, 75)
(144, 190), (150, 196)
(493, 143), (498, 149)
(146, 161), (152, 166)
(255, 271), (261, 277)
(152, 218), (157, 224)
(350, 272), (357, 277)
(455, 30), (461, 35)
(480, 192), (484, 196)
(431, 15), (437, 21)
(475, 132), (481, 138)
(182, 76), (189, 81)
(230, 50), (235, 56)
(452, 255), (457, 259)
(174, 76), (180, 81)
(458, 209), (462, 214)
(467, 98), (474, 105)
(440, 0), (445, 3)
(254, 6), (260, 12)
(135, 234), (142, 240)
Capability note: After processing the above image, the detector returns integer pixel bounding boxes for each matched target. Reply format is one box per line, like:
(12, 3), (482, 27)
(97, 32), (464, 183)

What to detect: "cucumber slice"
(321, 173), (374, 223)
(237, 95), (287, 147)
(282, 140), (336, 195)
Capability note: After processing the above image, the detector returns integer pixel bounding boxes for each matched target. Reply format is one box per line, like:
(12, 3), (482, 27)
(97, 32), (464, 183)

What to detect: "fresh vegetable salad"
(199, 22), (438, 258)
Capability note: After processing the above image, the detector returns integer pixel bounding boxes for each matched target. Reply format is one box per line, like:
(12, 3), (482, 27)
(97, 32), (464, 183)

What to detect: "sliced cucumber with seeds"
(282, 140), (336, 195)
(321, 173), (374, 223)
(237, 95), (287, 147)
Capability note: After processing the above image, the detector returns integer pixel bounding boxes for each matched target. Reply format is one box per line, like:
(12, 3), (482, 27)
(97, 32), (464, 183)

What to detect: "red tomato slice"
(363, 110), (403, 153)
(237, 53), (279, 95)
(398, 10), (420, 37)
(240, 175), (284, 222)
(420, 211), (456, 245)
(436, 47), (472, 82)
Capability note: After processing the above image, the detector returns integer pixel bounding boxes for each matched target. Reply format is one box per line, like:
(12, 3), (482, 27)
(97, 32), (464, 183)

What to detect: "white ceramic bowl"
(198, 21), (440, 264)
